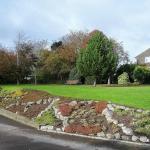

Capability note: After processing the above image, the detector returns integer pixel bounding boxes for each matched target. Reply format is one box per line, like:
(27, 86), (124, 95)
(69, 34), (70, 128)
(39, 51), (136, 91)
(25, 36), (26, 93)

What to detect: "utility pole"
(16, 49), (19, 85)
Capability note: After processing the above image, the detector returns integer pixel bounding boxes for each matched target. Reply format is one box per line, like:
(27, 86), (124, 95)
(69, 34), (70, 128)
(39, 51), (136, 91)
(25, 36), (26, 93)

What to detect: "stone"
(24, 107), (28, 113)
(132, 135), (139, 142)
(102, 108), (113, 118)
(69, 119), (75, 124)
(137, 109), (143, 113)
(7, 103), (15, 108)
(36, 99), (43, 104)
(97, 132), (105, 137)
(48, 97), (53, 103)
(114, 133), (120, 140)
(69, 101), (77, 106)
(125, 107), (130, 111)
(106, 134), (114, 139)
(113, 120), (118, 125)
(27, 101), (35, 105)
(119, 106), (126, 110)
(106, 117), (114, 123)
(88, 134), (94, 136)
(118, 123), (124, 127)
(43, 99), (47, 104)
(47, 126), (54, 130)
(102, 125), (107, 132)
(21, 103), (26, 106)
(40, 125), (48, 131)
(122, 126), (133, 135)
(107, 104), (114, 111)
(139, 136), (149, 143)
(121, 135), (130, 141)
(54, 97), (60, 101)
(16, 101), (20, 106)
(56, 128), (61, 132)
(63, 117), (68, 127)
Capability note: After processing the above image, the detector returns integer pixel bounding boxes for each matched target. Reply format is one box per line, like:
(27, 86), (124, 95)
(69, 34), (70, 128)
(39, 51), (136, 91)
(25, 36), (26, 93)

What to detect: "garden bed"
(0, 88), (150, 144)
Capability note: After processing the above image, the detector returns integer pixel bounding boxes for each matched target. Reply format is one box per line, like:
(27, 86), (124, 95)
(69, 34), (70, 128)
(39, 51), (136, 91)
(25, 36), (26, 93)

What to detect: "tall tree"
(76, 30), (118, 85)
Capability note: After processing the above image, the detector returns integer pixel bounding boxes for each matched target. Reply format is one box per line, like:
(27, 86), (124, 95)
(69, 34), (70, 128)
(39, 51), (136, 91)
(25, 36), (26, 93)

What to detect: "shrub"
(59, 103), (73, 116)
(35, 110), (56, 125)
(134, 117), (150, 136)
(85, 76), (96, 85)
(115, 64), (136, 83)
(11, 89), (23, 98)
(95, 101), (107, 114)
(133, 66), (150, 84)
(118, 72), (130, 85)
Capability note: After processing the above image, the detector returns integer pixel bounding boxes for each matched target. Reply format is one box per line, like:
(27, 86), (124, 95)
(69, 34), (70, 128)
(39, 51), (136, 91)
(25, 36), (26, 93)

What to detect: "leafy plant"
(35, 110), (56, 125)
(134, 117), (150, 136)
(118, 72), (130, 85)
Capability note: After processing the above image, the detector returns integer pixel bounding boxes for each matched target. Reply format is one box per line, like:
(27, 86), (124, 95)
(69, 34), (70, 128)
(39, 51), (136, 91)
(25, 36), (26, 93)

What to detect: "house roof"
(135, 48), (150, 59)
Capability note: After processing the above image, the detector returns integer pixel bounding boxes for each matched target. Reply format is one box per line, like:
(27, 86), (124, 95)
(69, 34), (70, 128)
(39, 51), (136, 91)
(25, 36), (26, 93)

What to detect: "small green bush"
(85, 76), (96, 85)
(35, 110), (56, 125)
(118, 72), (130, 85)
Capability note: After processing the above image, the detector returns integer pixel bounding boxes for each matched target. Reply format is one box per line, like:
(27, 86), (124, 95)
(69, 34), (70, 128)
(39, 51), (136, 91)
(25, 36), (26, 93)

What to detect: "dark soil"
(7, 104), (49, 119)
(21, 90), (50, 103)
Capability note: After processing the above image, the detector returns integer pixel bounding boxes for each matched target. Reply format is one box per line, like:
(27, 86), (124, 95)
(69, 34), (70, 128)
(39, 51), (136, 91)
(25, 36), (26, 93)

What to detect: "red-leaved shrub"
(59, 103), (73, 116)
(95, 101), (107, 114)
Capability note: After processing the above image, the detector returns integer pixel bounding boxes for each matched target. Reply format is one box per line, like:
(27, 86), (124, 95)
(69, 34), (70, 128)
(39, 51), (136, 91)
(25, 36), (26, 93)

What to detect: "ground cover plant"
(2, 84), (150, 110)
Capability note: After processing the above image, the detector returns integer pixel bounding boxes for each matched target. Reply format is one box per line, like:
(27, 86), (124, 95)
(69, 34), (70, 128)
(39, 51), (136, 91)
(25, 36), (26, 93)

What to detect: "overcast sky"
(0, 0), (150, 60)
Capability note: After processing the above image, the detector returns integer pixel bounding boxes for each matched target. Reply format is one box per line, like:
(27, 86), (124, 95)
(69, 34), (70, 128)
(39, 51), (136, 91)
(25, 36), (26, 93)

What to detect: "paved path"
(0, 115), (149, 150)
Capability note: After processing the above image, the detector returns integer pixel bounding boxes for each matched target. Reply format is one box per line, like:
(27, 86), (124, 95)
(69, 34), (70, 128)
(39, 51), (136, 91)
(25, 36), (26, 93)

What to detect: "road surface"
(0, 115), (149, 150)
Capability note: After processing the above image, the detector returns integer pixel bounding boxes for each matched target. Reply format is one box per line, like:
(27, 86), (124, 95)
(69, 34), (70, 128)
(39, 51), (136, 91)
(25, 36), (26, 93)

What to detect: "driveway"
(0, 115), (149, 150)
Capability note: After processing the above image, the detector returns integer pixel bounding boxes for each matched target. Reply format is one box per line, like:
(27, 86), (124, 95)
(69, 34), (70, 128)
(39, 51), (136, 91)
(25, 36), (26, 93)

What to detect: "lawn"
(2, 84), (150, 110)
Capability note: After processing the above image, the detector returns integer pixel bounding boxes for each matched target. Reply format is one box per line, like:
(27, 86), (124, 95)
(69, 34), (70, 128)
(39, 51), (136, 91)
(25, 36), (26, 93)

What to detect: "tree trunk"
(17, 78), (19, 85)
(34, 72), (37, 85)
(107, 76), (111, 85)
(93, 79), (96, 87)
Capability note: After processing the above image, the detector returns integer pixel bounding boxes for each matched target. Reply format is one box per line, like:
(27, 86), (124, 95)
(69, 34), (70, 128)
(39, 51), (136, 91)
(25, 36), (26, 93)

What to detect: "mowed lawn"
(2, 84), (150, 110)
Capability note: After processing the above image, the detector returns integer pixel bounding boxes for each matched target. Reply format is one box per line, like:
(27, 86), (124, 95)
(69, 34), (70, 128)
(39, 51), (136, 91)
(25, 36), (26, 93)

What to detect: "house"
(135, 49), (150, 67)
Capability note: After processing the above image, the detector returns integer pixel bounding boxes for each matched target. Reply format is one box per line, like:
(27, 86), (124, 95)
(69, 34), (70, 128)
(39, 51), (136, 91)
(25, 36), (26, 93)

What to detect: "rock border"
(0, 107), (150, 147)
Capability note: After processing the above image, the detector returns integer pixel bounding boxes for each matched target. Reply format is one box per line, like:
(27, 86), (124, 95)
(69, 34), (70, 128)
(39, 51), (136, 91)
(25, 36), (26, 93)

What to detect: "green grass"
(1, 84), (150, 110)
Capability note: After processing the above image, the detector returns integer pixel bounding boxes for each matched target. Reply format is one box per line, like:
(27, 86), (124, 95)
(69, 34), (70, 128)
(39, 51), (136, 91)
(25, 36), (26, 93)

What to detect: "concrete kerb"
(0, 108), (149, 148)
(0, 108), (39, 129)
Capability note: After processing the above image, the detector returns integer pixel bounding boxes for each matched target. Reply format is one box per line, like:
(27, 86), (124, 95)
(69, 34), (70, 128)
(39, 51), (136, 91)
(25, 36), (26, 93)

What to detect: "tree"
(15, 33), (38, 84)
(0, 46), (17, 83)
(76, 30), (118, 85)
(51, 41), (62, 51)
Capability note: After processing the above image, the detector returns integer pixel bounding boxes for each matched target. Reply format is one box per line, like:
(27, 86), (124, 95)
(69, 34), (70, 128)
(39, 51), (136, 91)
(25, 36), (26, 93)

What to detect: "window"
(145, 56), (150, 63)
